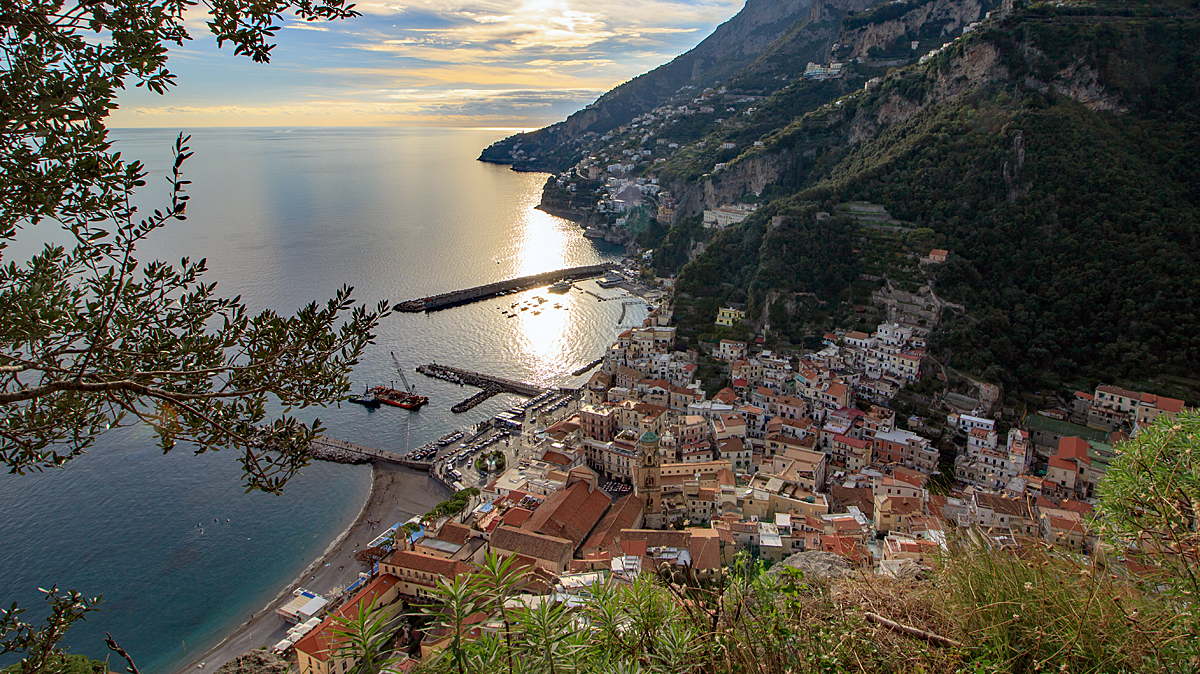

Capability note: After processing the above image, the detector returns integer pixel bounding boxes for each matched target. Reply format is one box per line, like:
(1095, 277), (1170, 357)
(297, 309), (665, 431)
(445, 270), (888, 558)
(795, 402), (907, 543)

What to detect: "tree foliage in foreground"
(1, 0), (381, 493)
(1099, 410), (1200, 602)
(331, 596), (404, 674)
(414, 542), (1200, 674)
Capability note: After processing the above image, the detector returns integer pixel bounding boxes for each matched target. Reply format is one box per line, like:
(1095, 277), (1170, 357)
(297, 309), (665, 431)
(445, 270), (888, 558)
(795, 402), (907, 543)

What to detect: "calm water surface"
(0, 128), (645, 673)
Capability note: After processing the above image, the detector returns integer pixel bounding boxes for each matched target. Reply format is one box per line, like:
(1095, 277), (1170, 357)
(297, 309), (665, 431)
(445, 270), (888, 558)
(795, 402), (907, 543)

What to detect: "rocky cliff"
(478, 0), (814, 171)
(839, 0), (988, 60)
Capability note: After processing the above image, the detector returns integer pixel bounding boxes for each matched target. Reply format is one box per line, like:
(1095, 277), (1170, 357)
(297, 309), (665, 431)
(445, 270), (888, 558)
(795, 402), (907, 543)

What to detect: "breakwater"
(452, 387), (504, 413)
(394, 263), (615, 312)
(571, 357), (604, 377)
(417, 363), (546, 413)
(310, 437), (433, 470)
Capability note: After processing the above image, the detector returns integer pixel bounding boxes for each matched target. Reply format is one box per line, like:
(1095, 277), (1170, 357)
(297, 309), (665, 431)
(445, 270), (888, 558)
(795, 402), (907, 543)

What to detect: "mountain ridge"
(477, 0), (823, 171)
(486, 0), (1200, 396)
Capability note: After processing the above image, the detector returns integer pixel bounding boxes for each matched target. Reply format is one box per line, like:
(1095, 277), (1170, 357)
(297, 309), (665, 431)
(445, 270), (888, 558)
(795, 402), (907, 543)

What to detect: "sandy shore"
(177, 461), (448, 674)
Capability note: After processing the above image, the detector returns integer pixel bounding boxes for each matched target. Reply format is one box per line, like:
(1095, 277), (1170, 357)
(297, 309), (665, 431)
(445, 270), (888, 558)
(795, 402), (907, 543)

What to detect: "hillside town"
(284, 303), (1189, 673)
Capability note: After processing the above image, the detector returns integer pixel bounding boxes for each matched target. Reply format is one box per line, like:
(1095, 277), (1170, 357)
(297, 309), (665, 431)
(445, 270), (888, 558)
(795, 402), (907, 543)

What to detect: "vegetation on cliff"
(665, 2), (1200, 394)
(477, 0), (833, 172)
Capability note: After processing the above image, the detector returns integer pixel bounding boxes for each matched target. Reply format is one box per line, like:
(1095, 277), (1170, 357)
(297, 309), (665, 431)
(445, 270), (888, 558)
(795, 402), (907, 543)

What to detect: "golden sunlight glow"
(512, 189), (577, 277)
(513, 290), (577, 380)
(502, 177), (595, 382)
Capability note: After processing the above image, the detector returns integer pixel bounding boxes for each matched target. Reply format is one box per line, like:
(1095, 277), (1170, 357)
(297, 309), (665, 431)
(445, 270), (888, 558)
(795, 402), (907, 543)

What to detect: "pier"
(394, 263), (615, 313)
(581, 288), (636, 302)
(616, 299), (644, 325)
(417, 363), (546, 412)
(571, 357), (604, 377)
(310, 437), (432, 470)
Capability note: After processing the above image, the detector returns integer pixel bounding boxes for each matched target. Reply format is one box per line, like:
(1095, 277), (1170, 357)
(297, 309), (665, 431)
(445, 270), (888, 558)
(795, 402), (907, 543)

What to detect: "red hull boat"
(371, 386), (429, 410)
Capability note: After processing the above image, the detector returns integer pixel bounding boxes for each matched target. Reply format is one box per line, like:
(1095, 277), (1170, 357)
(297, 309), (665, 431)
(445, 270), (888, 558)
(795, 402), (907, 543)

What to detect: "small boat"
(348, 388), (382, 408)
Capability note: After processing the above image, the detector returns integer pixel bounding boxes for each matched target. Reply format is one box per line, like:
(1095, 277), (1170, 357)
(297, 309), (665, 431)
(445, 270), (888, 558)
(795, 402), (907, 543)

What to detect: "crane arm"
(391, 351), (415, 394)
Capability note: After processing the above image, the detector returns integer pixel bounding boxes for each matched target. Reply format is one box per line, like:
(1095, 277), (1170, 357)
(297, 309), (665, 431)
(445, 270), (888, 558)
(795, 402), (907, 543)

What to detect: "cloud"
(112, 0), (746, 127)
(114, 90), (601, 126)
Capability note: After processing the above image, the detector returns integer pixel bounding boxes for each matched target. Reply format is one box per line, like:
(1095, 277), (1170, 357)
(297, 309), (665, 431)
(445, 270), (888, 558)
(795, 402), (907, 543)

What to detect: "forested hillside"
(482, 0), (1200, 394)
(668, 1), (1200, 392)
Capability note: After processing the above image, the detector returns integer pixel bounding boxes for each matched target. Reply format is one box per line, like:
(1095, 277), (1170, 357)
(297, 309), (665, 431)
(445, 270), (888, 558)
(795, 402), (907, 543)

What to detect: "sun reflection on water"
(513, 190), (578, 276)
(504, 186), (595, 384)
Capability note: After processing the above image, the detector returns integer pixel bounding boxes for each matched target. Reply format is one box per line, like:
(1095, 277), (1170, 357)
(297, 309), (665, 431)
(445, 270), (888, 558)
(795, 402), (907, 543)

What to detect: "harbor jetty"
(310, 437), (432, 470)
(571, 357), (604, 377)
(394, 263), (615, 312)
(417, 363), (547, 412)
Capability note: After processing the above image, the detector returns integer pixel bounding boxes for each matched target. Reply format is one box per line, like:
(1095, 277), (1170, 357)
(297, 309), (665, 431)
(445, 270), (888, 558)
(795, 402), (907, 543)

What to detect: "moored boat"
(348, 388), (382, 408)
(372, 386), (429, 410)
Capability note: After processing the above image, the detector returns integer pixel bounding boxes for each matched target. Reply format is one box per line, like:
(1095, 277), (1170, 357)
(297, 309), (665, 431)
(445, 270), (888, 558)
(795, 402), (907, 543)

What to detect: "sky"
(111, 0), (746, 128)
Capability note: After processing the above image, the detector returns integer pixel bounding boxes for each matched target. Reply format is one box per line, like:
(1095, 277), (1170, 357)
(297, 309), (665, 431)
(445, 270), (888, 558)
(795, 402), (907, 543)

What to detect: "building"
(716, 339), (748, 361)
(803, 62), (845, 80)
(831, 434), (872, 471)
(634, 430), (664, 529)
(715, 306), (746, 327)
(703, 205), (756, 229)
(379, 551), (472, 600)
(872, 428), (938, 474)
(579, 404), (617, 441)
(295, 574), (403, 674)
(521, 477), (612, 552)
(1045, 436), (1095, 500)
(490, 526), (574, 575)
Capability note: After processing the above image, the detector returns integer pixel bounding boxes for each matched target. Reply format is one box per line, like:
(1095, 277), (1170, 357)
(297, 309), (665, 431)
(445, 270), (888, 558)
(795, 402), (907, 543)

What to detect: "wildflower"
(1024, 582), (1033, 591)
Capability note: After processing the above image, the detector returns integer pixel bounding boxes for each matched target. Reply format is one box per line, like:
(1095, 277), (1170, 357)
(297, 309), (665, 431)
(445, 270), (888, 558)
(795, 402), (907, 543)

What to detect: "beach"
(177, 461), (448, 674)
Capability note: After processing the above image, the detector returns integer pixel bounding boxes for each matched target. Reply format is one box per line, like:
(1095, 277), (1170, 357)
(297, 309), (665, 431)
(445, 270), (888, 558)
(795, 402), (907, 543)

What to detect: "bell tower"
(634, 430), (663, 529)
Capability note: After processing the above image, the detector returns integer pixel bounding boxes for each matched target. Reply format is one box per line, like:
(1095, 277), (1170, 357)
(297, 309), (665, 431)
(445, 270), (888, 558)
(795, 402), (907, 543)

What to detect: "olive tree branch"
(0, 379), (271, 405)
(104, 633), (141, 674)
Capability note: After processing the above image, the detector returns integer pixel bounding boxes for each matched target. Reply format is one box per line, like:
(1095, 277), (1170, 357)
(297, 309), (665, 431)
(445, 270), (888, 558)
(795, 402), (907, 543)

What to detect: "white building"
(702, 204), (757, 229)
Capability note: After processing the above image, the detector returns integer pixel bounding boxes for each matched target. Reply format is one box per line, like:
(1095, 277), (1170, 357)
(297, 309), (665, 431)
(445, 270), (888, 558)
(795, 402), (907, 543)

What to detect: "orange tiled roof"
(295, 574), (401, 661)
(522, 480), (611, 548)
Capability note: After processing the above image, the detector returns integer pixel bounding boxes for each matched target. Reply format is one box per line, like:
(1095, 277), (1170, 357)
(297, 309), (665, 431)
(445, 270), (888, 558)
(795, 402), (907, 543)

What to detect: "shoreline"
(177, 461), (448, 674)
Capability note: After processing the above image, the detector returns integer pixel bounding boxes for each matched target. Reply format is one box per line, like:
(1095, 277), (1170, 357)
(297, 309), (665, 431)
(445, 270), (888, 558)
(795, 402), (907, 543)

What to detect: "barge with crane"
(370, 352), (429, 409)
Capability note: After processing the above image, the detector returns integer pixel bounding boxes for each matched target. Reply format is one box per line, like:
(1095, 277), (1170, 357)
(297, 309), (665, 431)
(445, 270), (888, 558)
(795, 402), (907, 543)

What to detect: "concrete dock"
(310, 437), (432, 470)
(417, 363), (546, 412)
(394, 263), (615, 313)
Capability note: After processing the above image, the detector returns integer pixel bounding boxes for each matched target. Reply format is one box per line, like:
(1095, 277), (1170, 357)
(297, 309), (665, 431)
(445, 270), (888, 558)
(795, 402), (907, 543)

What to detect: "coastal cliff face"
(840, 0), (988, 60)
(478, 0), (815, 172)
(676, 6), (1200, 389)
(808, 0), (880, 24)
(483, 0), (1200, 390)
(670, 152), (787, 223)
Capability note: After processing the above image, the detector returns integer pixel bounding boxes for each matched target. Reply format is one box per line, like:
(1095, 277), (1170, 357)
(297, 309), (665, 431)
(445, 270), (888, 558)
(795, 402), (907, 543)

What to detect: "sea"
(0, 127), (645, 674)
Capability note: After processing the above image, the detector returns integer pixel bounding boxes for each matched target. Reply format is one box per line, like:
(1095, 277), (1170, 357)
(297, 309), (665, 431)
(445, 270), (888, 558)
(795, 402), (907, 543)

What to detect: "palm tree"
(329, 595), (404, 674)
